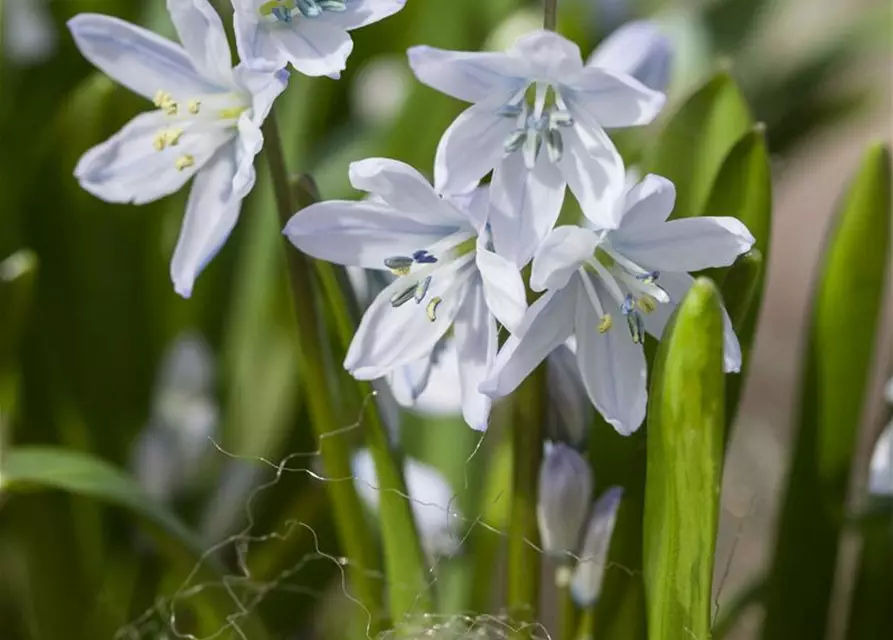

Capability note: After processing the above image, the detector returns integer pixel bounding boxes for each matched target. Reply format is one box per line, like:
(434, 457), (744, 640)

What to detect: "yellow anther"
(218, 106), (247, 120)
(165, 128), (184, 146)
(187, 99), (201, 115)
(389, 266), (412, 276)
(175, 154), (195, 171)
(153, 133), (168, 151)
(598, 314), (613, 334)
(153, 90), (172, 107)
(163, 100), (179, 116)
(637, 295), (657, 314)
(426, 296), (442, 322)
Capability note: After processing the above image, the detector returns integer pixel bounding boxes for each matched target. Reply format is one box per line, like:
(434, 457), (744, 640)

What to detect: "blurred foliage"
(0, 0), (890, 639)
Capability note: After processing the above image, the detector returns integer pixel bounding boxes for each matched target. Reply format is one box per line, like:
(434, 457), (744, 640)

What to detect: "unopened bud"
(537, 442), (593, 557)
(570, 486), (623, 607)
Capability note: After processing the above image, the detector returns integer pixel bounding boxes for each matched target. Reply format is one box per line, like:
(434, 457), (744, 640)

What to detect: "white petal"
(273, 21), (353, 77)
(233, 11), (286, 71)
(558, 126), (625, 229)
(447, 185), (490, 233)
(74, 110), (229, 205)
(614, 216), (755, 273)
(409, 339), (464, 416)
(575, 280), (646, 435)
(562, 66), (666, 129)
(537, 442), (593, 556)
(349, 158), (465, 224)
(284, 200), (461, 270)
(434, 99), (516, 195)
(453, 279), (497, 431)
(389, 356), (435, 408)
(586, 20), (672, 92)
(869, 424), (893, 497)
(490, 150), (567, 266)
(546, 343), (591, 446)
(480, 286), (577, 399)
(167, 0), (234, 88)
(616, 173), (676, 233)
(476, 241), (527, 332)
(530, 226), (600, 292)
(508, 30), (583, 79)
(233, 64), (291, 128)
(345, 259), (475, 379)
(67, 14), (221, 101)
(319, 0), (407, 31)
(407, 45), (529, 103)
(171, 143), (243, 298)
(570, 486), (623, 607)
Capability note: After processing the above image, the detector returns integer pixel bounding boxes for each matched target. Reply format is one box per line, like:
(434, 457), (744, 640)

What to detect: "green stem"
(261, 113), (386, 633)
(507, 366), (546, 627)
(558, 579), (578, 640)
(544, 0), (559, 30)
(575, 608), (595, 640)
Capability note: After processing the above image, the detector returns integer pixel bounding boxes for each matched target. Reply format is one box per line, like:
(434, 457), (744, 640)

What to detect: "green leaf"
(762, 143), (892, 640)
(0, 446), (270, 639)
(845, 495), (893, 640)
(0, 250), (38, 366)
(643, 278), (726, 640)
(646, 71), (752, 220)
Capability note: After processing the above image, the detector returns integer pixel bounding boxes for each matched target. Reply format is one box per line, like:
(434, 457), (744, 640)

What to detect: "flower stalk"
(544, 0), (559, 31)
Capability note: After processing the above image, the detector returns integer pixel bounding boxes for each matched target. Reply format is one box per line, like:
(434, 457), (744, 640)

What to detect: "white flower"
(408, 29), (665, 264)
(68, 0), (289, 298)
(538, 442), (593, 558)
(352, 449), (462, 559)
(233, 0), (407, 77)
(481, 174), (754, 435)
(570, 486), (623, 607)
(388, 336), (464, 417)
(284, 159), (527, 431)
(586, 20), (672, 93)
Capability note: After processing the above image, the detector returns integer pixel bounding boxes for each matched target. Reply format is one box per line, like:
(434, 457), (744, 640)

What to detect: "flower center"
(259, 0), (347, 23)
(151, 89), (248, 172)
(499, 83), (574, 168)
(580, 240), (668, 344)
(383, 232), (476, 322)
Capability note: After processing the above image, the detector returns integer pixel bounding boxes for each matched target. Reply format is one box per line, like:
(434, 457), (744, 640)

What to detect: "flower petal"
(476, 240), (527, 332)
(283, 200), (460, 270)
(586, 20), (672, 92)
(434, 99), (517, 194)
(233, 64), (291, 128)
(490, 150), (567, 266)
(407, 45), (529, 103)
(562, 66), (666, 129)
(170, 142), (242, 298)
(558, 125), (626, 229)
(614, 216), (756, 273)
(345, 258), (475, 379)
(570, 486), (624, 607)
(616, 173), (676, 232)
(480, 285), (577, 398)
(349, 158), (466, 225)
(453, 279), (498, 431)
(233, 11), (286, 71)
(575, 280), (647, 435)
(508, 30), (583, 79)
(67, 13), (221, 100)
(389, 355), (435, 408)
(319, 0), (407, 31)
(272, 20), (353, 77)
(74, 110), (229, 204)
(531, 226), (600, 292)
(167, 0), (234, 88)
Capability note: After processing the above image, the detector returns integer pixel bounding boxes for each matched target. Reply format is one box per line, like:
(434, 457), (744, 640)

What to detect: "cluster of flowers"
(70, 0), (755, 439)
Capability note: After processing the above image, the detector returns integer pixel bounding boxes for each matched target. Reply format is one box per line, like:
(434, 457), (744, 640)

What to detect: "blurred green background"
(0, 0), (890, 639)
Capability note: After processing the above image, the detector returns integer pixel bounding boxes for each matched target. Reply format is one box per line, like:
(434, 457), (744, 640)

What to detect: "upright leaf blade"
(762, 143), (892, 640)
(646, 71), (752, 220)
(643, 278), (726, 640)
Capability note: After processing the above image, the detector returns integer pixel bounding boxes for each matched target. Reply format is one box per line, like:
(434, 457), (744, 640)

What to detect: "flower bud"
(537, 442), (593, 558)
(546, 343), (591, 447)
(869, 424), (892, 497)
(571, 486), (624, 607)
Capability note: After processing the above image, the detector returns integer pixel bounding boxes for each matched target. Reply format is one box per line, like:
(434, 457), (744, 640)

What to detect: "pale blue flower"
(68, 0), (289, 297)
(538, 442), (593, 558)
(570, 487), (623, 606)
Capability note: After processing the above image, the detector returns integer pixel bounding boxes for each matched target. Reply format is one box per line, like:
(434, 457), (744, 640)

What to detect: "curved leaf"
(644, 277), (726, 640)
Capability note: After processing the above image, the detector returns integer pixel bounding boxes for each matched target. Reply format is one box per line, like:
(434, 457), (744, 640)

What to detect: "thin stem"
(262, 113), (386, 633)
(575, 608), (595, 640)
(558, 580), (578, 640)
(507, 365), (547, 629)
(543, 0), (559, 30)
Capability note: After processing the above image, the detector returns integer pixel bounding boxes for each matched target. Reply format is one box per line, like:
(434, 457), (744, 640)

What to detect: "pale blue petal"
(233, 9), (286, 71)
(557, 126), (626, 230)
(274, 20), (353, 77)
(408, 45), (529, 103)
(530, 226), (600, 292)
(508, 30), (583, 79)
(476, 240), (528, 332)
(586, 20), (672, 92)
(318, 0), (407, 31)
(571, 486), (624, 607)
(562, 66), (666, 129)
(167, 0), (234, 88)
(616, 173), (675, 232)
(452, 278), (497, 431)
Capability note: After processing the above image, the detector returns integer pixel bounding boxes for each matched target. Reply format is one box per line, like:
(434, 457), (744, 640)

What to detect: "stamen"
(166, 129), (183, 146)
(384, 256), (413, 276)
(414, 276), (432, 303)
(412, 250), (437, 264)
(621, 295), (645, 344)
(637, 295), (657, 314)
(636, 270), (660, 285)
(187, 99), (201, 115)
(598, 314), (613, 334)
(390, 284), (416, 308)
(296, 0), (323, 17)
(496, 102), (524, 119)
(175, 155), (195, 172)
(504, 129), (527, 154)
(318, 0), (347, 11)
(426, 296), (442, 322)
(218, 107), (247, 120)
(153, 133), (167, 151)
(153, 90), (172, 108)
(271, 5), (293, 22)
(545, 128), (563, 163)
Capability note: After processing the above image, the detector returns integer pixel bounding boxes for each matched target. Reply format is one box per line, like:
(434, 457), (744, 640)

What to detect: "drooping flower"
(352, 448), (462, 559)
(68, 0), (289, 297)
(284, 159), (527, 431)
(537, 442), (593, 559)
(481, 174), (754, 435)
(570, 486), (623, 607)
(233, 0), (407, 77)
(408, 28), (666, 263)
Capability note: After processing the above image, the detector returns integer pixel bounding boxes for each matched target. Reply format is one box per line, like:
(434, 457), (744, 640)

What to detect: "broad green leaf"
(646, 71), (752, 220)
(0, 446), (270, 638)
(643, 278), (726, 640)
(762, 143), (891, 640)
